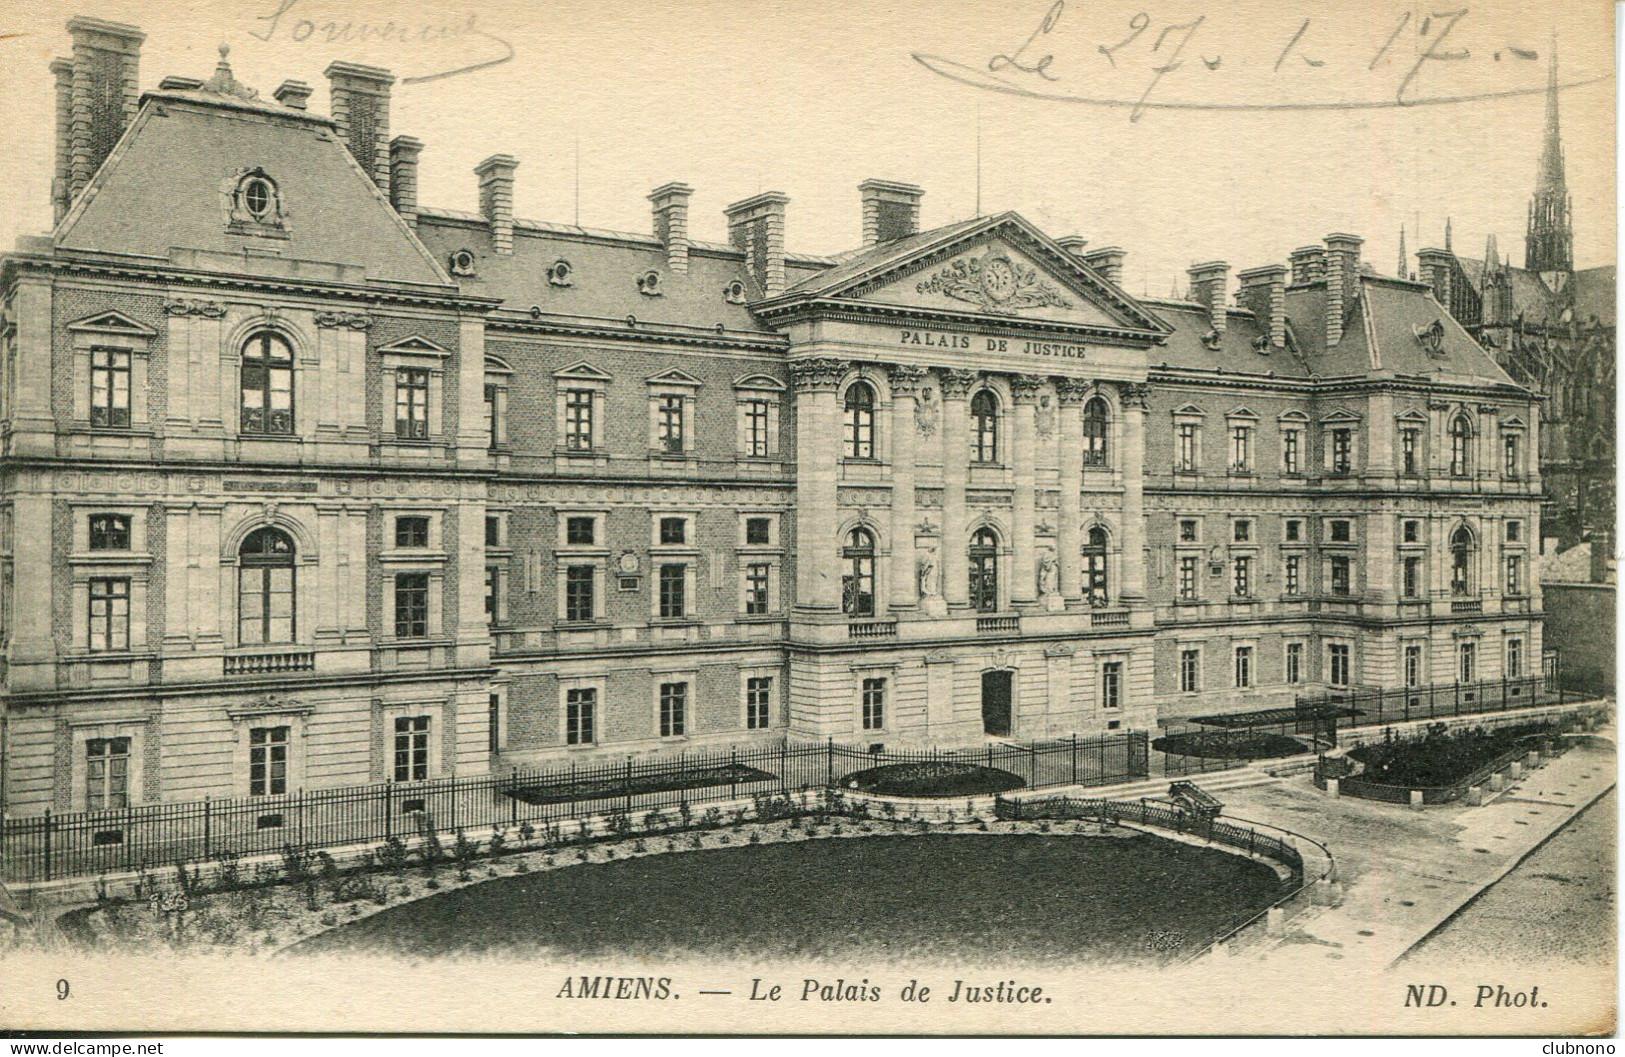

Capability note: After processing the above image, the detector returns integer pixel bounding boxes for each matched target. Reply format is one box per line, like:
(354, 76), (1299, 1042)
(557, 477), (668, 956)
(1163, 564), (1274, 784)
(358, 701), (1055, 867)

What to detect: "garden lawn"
(505, 763), (775, 806)
(840, 762), (1025, 797)
(1152, 731), (1309, 760)
(290, 832), (1283, 965)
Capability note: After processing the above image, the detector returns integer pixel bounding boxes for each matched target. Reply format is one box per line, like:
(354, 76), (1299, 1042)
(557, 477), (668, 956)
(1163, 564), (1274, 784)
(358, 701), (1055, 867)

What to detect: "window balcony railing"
(1090, 610), (1130, 628)
(1450, 599), (1483, 614)
(224, 650), (315, 676)
(847, 620), (897, 640)
(976, 615), (1020, 634)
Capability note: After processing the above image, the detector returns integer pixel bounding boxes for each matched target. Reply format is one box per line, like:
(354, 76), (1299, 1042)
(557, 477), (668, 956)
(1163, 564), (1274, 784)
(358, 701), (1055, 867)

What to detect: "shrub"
(418, 829), (447, 869)
(452, 829), (481, 867)
(606, 809), (632, 838)
(319, 912), (337, 927)
(632, 839), (647, 854)
(677, 801), (693, 828)
(425, 879), (441, 890)
(212, 851), (243, 894)
(488, 827), (508, 858)
(378, 837), (410, 875)
(518, 821), (536, 845)
(642, 809), (669, 833)
(700, 807), (723, 829)
(281, 844), (317, 884)
(748, 830), (761, 844)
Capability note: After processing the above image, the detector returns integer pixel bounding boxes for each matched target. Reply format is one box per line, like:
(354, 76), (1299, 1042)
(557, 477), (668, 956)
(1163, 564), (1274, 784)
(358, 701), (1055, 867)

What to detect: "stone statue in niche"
(914, 385), (939, 437)
(1036, 393), (1056, 440)
(1037, 550), (1059, 596)
(916, 546), (940, 599)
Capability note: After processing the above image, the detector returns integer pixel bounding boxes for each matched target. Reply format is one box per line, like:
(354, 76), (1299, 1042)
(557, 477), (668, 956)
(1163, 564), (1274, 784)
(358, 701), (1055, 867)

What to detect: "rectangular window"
(1284, 555), (1301, 596)
(1330, 556), (1351, 596)
(1400, 428), (1419, 475)
(746, 676), (773, 730)
(659, 517), (686, 545)
(564, 390), (595, 451)
(484, 566), (501, 624)
(656, 395), (685, 453)
(1507, 638), (1524, 679)
(1177, 423), (1199, 471)
(742, 399), (770, 457)
(565, 565), (595, 622)
(1234, 646), (1253, 689)
(1458, 641), (1477, 684)
(1233, 520), (1251, 543)
(85, 736), (131, 811)
(395, 368), (429, 439)
(1329, 644), (1350, 687)
(249, 726), (289, 797)
(88, 513), (131, 552)
(1285, 519), (1302, 542)
(1330, 428), (1353, 474)
(1282, 429), (1300, 474)
(1503, 434), (1521, 476)
(1178, 556), (1199, 600)
(392, 716), (430, 782)
(1330, 519), (1352, 542)
(659, 682), (688, 738)
(1505, 554), (1524, 595)
(488, 694), (501, 756)
(1179, 519), (1199, 543)
(861, 677), (886, 730)
(1402, 519), (1420, 543)
(395, 516), (429, 548)
(1230, 425), (1252, 471)
(1180, 649), (1200, 693)
(745, 517), (772, 545)
(565, 516), (595, 546)
(483, 383), (502, 450)
(1285, 643), (1303, 685)
(88, 577), (130, 652)
(565, 688), (596, 745)
(658, 563), (686, 619)
(394, 573), (429, 638)
(1100, 662), (1123, 710)
(1505, 520), (1522, 543)
(90, 347), (131, 428)
(1233, 556), (1252, 598)
(485, 516), (500, 548)
(744, 562), (771, 615)
(1404, 644), (1423, 687)
(1403, 557), (1422, 598)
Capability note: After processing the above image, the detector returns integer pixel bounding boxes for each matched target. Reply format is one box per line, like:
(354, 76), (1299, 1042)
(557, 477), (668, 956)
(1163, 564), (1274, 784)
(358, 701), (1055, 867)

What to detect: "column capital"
(886, 362), (930, 395)
(789, 357), (850, 393)
(938, 368), (979, 400)
(1010, 374), (1046, 404)
(1119, 380), (1152, 409)
(1055, 378), (1094, 405)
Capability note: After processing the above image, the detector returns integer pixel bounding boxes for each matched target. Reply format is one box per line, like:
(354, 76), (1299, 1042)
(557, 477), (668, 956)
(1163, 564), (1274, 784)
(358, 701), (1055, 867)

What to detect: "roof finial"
(1445, 216), (1453, 252)
(202, 42), (260, 101)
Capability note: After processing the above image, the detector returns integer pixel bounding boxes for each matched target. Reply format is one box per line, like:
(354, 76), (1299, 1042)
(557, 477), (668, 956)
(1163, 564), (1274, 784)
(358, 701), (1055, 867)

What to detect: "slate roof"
(1139, 298), (1310, 378)
(55, 93), (450, 288)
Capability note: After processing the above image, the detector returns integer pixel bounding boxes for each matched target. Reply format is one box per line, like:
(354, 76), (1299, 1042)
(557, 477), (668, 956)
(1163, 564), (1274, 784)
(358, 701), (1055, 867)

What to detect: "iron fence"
(1314, 720), (1579, 806)
(2, 732), (1148, 884)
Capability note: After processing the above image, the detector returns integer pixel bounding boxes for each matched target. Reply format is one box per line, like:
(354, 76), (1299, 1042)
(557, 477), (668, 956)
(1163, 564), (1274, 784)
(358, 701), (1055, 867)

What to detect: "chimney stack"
(1237, 265), (1287, 351)
(63, 18), (145, 209)
(649, 182), (694, 273)
(859, 179), (923, 246)
(1055, 235), (1088, 258)
(1416, 247), (1455, 310)
(1289, 246), (1325, 286)
(273, 79), (312, 109)
(725, 192), (789, 297)
(324, 61), (394, 189)
(476, 154), (519, 255)
(50, 57), (73, 223)
(1323, 233), (1363, 346)
(389, 136), (423, 227)
(1187, 261), (1230, 334)
(1082, 246), (1126, 286)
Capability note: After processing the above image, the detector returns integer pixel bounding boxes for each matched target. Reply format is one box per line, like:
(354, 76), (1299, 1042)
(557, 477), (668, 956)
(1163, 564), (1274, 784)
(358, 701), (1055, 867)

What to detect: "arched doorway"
(981, 669), (1013, 737)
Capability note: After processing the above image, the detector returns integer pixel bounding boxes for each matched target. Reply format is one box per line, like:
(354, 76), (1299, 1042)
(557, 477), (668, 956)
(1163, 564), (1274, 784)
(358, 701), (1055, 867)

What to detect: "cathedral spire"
(1445, 216), (1452, 253)
(1397, 224), (1407, 277)
(1526, 38), (1574, 277)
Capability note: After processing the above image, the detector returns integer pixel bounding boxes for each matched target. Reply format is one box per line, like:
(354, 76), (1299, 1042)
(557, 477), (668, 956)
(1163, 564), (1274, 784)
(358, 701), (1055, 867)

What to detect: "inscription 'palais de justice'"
(898, 328), (1088, 359)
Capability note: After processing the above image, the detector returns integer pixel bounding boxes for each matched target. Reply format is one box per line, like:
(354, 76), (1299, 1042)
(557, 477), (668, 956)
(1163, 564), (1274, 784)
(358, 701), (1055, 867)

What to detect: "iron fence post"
(297, 790), (305, 848)
(627, 756), (635, 815)
(43, 808), (52, 883)
(124, 806), (133, 872)
(204, 796), (212, 860)
(511, 767), (519, 825)
(826, 738), (833, 787)
(1071, 734), (1078, 785)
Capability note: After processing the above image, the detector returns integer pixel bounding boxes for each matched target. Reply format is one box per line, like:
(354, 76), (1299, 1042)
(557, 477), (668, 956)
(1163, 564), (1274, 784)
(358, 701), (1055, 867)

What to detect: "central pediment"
(761, 212), (1169, 338)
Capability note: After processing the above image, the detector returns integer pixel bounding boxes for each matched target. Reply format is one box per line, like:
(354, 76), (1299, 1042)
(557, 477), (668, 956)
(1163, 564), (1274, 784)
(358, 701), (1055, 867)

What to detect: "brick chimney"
(62, 18), (145, 209)
(1324, 233), (1363, 346)
(389, 136), (423, 227)
(476, 154), (519, 255)
(1289, 246), (1325, 286)
(1187, 261), (1230, 334)
(1417, 247), (1455, 310)
(649, 182), (693, 273)
(1237, 265), (1287, 351)
(324, 61), (393, 189)
(1082, 246), (1126, 286)
(859, 180), (923, 246)
(273, 79), (312, 110)
(50, 58), (73, 223)
(725, 192), (789, 297)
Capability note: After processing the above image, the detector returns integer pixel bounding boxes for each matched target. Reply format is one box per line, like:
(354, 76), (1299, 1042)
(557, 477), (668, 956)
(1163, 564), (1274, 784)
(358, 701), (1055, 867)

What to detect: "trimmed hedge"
(1152, 731), (1309, 760)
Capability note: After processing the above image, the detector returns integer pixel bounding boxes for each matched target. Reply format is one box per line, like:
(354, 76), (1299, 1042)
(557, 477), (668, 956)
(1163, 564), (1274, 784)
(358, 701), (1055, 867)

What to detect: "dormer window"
(449, 250), (477, 277)
(227, 168), (286, 236)
(243, 176), (274, 219)
(549, 260), (574, 287)
(638, 271), (664, 297)
(724, 280), (747, 304)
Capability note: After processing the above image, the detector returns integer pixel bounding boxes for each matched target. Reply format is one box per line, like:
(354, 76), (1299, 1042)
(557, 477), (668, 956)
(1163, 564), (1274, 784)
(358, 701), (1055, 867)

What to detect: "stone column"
(939, 369), (978, 608)
(887, 365), (928, 613)
(1010, 374), (1044, 605)
(791, 358), (850, 613)
(1119, 382), (1151, 601)
(1056, 379), (1091, 602)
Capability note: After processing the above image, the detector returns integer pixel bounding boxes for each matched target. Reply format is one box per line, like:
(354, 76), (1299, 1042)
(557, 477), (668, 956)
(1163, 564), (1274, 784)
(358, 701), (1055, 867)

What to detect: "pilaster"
(1055, 379), (1091, 601)
(939, 368), (977, 609)
(1010, 374), (1044, 605)
(1119, 381), (1150, 601)
(792, 358), (849, 613)
(887, 364), (927, 612)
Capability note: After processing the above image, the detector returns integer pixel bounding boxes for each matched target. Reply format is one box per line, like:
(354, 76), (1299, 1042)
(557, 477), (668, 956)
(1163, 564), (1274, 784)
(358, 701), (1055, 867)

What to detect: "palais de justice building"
(0, 19), (1543, 816)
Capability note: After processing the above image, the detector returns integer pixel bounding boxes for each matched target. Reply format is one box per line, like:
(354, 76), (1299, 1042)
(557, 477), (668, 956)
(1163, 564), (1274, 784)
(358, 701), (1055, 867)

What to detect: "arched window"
(971, 390), (999, 463)
(841, 528), (876, 617)
(1083, 398), (1109, 467)
(241, 332), (294, 435)
(1083, 526), (1109, 605)
(1450, 525), (1474, 596)
(969, 527), (1000, 612)
(843, 381), (876, 460)
(1449, 415), (1473, 477)
(239, 527), (296, 645)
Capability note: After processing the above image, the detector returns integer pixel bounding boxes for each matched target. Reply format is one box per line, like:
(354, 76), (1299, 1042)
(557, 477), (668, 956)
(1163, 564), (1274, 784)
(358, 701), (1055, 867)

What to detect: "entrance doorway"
(981, 670), (1013, 737)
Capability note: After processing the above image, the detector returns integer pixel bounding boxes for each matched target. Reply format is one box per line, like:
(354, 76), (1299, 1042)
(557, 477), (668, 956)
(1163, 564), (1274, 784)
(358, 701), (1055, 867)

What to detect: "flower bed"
(839, 762), (1025, 797)
(504, 763), (775, 806)
(1347, 722), (1555, 788)
(1152, 731), (1309, 761)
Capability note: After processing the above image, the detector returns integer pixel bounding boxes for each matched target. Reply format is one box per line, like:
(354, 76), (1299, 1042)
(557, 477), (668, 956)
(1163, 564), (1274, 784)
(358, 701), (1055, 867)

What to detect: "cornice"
(3, 664), (500, 709)
(752, 296), (1162, 347)
(485, 311), (789, 352)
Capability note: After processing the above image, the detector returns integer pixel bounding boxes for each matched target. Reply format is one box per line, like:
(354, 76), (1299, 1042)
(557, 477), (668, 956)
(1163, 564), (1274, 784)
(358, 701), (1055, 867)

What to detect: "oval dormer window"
(243, 176), (273, 219)
(449, 249), (477, 277)
(724, 280), (747, 304)
(549, 260), (573, 287)
(228, 168), (285, 234)
(638, 270), (663, 296)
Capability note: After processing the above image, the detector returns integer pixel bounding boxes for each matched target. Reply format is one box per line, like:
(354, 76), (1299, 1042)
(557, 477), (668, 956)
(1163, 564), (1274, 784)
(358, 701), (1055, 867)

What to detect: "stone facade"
(0, 18), (1543, 816)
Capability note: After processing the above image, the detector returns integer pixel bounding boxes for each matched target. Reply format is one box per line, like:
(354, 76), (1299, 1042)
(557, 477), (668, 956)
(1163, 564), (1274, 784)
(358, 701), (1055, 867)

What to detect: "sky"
(0, 0), (1614, 293)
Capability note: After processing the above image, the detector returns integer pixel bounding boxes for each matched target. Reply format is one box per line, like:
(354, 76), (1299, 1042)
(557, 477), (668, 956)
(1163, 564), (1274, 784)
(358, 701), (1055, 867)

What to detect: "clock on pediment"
(915, 251), (1072, 315)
